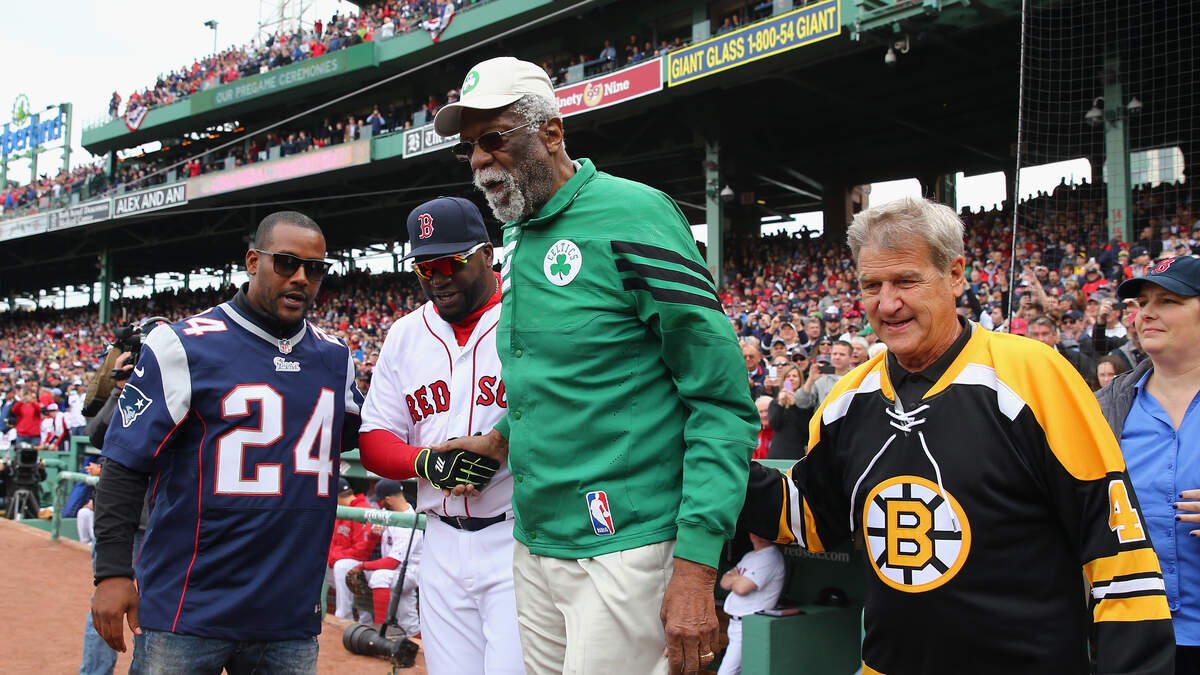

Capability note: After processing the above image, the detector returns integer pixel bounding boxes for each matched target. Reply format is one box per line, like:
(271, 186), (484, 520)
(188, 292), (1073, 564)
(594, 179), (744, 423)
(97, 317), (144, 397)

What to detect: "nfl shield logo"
(279, 339), (292, 354)
(586, 491), (615, 536)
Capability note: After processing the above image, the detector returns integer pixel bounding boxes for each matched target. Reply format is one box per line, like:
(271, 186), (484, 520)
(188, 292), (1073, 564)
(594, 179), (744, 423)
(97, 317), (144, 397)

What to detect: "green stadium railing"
(51, 471), (423, 542)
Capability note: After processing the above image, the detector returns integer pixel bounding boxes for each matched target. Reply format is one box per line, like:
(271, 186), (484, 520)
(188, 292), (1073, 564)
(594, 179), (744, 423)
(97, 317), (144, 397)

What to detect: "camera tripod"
(6, 486), (39, 520)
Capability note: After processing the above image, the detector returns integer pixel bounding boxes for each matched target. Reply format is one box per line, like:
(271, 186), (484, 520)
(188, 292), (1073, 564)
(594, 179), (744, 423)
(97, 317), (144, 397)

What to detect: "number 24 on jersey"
(215, 384), (336, 497)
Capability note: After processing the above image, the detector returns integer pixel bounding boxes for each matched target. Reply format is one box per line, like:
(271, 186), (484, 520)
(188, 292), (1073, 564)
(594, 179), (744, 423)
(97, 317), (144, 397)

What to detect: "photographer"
(1, 442), (47, 519)
(797, 340), (854, 407)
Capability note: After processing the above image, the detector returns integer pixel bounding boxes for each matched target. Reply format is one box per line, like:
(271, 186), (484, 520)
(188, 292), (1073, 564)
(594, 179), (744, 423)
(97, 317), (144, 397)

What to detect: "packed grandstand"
(1, 0), (1197, 671)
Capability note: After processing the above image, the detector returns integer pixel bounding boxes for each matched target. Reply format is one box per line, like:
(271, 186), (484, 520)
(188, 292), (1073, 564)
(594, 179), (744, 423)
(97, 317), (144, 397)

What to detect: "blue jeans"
(81, 536), (148, 674)
(81, 609), (148, 675)
(143, 630), (318, 675)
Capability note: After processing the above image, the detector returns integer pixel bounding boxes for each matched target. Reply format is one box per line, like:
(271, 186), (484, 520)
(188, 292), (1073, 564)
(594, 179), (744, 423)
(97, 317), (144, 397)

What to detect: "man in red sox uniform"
(359, 197), (520, 673)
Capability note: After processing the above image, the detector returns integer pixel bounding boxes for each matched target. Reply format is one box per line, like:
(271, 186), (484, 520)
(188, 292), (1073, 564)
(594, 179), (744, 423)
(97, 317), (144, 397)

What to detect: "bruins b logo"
(863, 476), (971, 593)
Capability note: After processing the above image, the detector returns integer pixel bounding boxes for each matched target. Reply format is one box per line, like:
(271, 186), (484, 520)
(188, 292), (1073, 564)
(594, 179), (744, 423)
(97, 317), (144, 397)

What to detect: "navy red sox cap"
(374, 479), (407, 501)
(1117, 255), (1200, 299)
(403, 196), (490, 261)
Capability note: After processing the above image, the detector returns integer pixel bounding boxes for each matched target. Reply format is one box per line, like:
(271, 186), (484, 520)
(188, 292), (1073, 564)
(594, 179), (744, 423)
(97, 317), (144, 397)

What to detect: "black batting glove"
(414, 447), (500, 491)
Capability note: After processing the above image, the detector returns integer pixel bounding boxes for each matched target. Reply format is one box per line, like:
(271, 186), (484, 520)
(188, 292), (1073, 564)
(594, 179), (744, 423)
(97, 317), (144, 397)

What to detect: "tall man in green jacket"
(434, 57), (759, 675)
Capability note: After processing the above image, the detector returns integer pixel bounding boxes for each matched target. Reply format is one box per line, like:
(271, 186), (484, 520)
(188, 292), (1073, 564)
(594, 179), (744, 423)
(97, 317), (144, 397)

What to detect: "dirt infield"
(0, 518), (424, 674)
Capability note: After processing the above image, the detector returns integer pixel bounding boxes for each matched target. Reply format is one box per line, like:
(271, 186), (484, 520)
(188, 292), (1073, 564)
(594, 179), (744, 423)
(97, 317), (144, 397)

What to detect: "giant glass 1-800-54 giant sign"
(666, 0), (841, 87)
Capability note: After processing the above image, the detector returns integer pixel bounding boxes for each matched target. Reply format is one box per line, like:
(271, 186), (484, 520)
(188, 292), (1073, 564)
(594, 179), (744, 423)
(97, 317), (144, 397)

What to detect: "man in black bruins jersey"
(741, 197), (1174, 674)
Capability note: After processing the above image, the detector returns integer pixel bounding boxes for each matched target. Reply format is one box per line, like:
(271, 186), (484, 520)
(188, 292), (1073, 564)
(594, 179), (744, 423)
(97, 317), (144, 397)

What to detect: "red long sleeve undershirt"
(358, 429), (422, 480)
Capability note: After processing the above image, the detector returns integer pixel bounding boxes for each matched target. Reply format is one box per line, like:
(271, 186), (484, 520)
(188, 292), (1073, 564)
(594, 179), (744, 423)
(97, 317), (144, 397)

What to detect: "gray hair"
(509, 94), (560, 132)
(846, 197), (964, 273)
(508, 94), (566, 155)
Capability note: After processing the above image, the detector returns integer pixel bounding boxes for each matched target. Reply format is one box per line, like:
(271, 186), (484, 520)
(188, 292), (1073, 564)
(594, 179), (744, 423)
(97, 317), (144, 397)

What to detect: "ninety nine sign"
(557, 59), (663, 117)
(114, 184), (188, 218)
(403, 59), (666, 159)
(667, 0), (841, 87)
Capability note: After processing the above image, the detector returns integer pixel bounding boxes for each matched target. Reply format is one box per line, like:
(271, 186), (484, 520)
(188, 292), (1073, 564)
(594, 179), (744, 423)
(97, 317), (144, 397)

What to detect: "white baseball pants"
(419, 517), (525, 674)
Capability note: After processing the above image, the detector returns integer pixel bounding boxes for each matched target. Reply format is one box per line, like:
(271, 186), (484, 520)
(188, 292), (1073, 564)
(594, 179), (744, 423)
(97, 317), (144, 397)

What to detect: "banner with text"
(557, 58), (663, 117)
(114, 183), (188, 218)
(191, 46), (364, 113)
(0, 214), (47, 242)
(188, 140), (372, 200)
(47, 200), (112, 232)
(667, 0), (841, 87)
(403, 59), (665, 159)
(402, 124), (459, 159)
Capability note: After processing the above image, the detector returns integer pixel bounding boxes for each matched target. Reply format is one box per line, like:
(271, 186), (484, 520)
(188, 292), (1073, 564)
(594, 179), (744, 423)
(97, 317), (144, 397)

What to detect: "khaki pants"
(513, 539), (675, 675)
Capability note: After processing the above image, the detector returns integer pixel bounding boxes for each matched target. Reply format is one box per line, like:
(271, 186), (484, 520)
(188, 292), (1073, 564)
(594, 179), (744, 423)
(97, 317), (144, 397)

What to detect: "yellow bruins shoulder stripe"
(803, 497), (825, 553)
(1094, 594), (1172, 623)
(1085, 548), (1163, 586)
(924, 326), (1127, 481)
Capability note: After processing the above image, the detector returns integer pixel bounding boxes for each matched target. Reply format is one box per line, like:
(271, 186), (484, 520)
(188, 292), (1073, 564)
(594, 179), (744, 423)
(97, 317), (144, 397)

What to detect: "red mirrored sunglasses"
(413, 242), (488, 279)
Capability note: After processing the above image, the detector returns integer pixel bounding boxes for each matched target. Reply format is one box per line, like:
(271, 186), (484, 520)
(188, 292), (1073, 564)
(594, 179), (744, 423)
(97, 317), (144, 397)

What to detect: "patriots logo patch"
(118, 383), (154, 428)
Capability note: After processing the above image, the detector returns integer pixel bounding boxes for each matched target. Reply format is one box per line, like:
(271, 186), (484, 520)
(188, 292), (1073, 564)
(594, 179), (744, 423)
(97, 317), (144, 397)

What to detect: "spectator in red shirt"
(328, 478), (381, 621)
(10, 388), (42, 445)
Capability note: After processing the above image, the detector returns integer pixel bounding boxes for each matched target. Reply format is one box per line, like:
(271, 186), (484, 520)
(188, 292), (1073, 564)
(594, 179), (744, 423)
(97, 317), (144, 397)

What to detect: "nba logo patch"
(586, 490), (615, 536)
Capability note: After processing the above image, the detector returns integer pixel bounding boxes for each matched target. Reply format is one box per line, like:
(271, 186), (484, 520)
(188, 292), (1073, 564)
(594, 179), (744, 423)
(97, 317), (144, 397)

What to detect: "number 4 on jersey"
(182, 316), (229, 336)
(1108, 479), (1147, 543)
(216, 385), (336, 497)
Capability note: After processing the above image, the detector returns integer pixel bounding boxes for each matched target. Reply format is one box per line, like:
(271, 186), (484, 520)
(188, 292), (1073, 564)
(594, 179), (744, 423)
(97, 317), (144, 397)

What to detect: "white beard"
(474, 167), (527, 222)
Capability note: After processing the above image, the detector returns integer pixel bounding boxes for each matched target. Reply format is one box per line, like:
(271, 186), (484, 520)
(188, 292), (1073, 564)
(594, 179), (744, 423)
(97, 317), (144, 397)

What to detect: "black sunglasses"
(254, 249), (332, 280)
(451, 119), (541, 162)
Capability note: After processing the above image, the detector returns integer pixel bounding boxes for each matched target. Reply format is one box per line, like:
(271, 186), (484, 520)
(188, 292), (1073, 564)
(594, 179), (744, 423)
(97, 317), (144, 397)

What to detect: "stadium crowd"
(107, 0), (471, 120)
(4, 1), (758, 222)
(2, 181), (1197, 456)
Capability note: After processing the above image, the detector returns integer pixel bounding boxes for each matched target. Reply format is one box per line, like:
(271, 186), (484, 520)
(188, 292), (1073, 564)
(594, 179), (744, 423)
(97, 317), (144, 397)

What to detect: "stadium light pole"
(204, 20), (219, 54)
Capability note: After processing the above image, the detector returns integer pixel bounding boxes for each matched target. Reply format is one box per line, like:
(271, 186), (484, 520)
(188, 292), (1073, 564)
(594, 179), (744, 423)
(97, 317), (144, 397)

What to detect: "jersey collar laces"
(847, 397), (961, 536)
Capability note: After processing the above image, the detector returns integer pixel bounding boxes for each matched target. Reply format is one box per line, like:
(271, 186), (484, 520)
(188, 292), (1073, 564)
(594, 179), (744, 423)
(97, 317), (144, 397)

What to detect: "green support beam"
(705, 139), (724, 282)
(28, 112), (38, 183)
(1103, 53), (1133, 243)
(59, 103), (72, 176)
(98, 250), (113, 324)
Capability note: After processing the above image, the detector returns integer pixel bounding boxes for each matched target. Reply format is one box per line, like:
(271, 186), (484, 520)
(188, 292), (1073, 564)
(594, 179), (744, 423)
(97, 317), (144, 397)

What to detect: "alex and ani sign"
(666, 0), (841, 87)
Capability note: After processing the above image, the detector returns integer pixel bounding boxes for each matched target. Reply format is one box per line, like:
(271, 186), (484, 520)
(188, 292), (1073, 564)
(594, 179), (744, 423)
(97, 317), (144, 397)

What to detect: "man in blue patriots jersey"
(92, 211), (364, 673)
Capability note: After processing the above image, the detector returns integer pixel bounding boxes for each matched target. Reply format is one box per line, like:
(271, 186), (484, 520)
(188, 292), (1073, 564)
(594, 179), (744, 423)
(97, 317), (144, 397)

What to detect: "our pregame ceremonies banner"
(557, 58), (663, 117)
(667, 0), (841, 87)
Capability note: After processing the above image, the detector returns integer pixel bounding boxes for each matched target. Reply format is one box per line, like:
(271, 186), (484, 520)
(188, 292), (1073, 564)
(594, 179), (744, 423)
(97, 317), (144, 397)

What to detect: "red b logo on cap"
(1153, 258), (1175, 274)
(417, 213), (434, 239)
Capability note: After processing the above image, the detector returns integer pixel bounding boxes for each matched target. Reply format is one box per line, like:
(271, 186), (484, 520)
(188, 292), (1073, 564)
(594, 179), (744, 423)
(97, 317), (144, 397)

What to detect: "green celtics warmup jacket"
(492, 158), (758, 568)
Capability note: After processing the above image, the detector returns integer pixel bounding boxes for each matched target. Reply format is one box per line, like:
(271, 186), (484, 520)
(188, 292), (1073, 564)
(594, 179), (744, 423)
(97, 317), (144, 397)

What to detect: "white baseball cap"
(434, 57), (555, 137)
